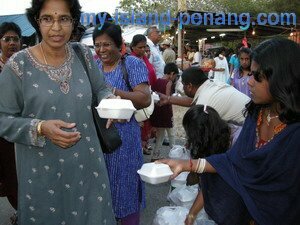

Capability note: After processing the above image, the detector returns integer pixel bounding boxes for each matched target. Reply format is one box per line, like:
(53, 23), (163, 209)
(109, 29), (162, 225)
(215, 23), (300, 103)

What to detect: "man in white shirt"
(159, 67), (250, 124)
(192, 47), (202, 66)
(213, 48), (230, 83)
(146, 26), (165, 78)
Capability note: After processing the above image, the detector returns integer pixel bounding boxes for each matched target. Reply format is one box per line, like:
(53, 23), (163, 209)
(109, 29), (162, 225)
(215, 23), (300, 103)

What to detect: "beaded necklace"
(255, 109), (287, 148)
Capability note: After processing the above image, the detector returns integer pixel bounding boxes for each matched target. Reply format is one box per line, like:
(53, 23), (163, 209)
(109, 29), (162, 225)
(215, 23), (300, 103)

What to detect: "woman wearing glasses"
(159, 38), (300, 225)
(93, 22), (151, 225)
(0, 21), (21, 224)
(0, 0), (116, 224)
(0, 22), (21, 72)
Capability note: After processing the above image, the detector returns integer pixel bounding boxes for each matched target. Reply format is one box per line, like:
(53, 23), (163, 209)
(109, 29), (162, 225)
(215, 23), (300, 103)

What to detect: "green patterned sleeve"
(0, 59), (45, 147)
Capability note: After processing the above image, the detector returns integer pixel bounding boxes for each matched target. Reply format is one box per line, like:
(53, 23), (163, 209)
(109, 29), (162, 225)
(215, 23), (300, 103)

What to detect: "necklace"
(39, 43), (68, 66)
(255, 109), (286, 148)
(38, 43), (71, 94)
(266, 109), (279, 126)
(39, 42), (48, 65)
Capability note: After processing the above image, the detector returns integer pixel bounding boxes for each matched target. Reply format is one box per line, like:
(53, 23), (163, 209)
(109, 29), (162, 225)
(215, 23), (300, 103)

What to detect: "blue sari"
(206, 114), (300, 225)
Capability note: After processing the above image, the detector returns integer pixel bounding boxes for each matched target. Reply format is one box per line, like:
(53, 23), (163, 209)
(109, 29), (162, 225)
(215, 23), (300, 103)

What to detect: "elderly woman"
(0, 21), (21, 224)
(159, 38), (300, 225)
(0, 0), (116, 224)
(93, 22), (151, 225)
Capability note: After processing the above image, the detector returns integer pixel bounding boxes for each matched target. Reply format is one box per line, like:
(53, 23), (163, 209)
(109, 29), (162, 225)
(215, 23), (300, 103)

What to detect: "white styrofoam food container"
(95, 99), (136, 120)
(137, 163), (173, 184)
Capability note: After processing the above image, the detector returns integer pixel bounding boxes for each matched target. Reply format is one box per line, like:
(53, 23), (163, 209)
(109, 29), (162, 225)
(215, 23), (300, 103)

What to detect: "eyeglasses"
(249, 70), (264, 82)
(1, 36), (20, 43)
(36, 15), (73, 27)
(94, 42), (114, 49)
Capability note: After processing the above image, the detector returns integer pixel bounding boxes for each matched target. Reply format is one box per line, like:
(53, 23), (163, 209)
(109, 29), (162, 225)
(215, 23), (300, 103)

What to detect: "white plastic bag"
(171, 172), (189, 188)
(134, 91), (154, 122)
(168, 145), (190, 160)
(153, 206), (189, 225)
(168, 184), (199, 208)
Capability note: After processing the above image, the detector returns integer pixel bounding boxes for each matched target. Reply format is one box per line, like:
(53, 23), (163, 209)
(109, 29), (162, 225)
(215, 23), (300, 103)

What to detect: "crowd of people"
(0, 0), (299, 224)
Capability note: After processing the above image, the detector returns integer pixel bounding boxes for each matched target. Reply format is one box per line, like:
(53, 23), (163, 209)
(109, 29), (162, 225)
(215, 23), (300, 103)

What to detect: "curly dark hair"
(92, 22), (122, 49)
(26, 0), (82, 37)
(0, 22), (22, 39)
(245, 38), (300, 124)
(183, 105), (231, 159)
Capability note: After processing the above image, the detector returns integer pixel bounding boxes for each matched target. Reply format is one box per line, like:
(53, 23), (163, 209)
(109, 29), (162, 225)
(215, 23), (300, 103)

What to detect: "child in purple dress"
(231, 47), (252, 97)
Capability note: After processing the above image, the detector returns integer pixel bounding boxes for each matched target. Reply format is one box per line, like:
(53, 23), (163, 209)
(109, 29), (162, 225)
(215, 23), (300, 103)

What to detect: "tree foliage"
(119, 0), (298, 17)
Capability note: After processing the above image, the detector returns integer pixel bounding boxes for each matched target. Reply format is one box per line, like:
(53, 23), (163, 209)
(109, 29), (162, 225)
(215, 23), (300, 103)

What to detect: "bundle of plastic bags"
(153, 206), (189, 225)
(168, 145), (190, 160)
(153, 206), (216, 225)
(168, 184), (199, 209)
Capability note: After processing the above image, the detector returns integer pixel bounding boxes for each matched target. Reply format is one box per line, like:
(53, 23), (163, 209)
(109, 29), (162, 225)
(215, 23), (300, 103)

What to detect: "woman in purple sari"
(159, 38), (300, 225)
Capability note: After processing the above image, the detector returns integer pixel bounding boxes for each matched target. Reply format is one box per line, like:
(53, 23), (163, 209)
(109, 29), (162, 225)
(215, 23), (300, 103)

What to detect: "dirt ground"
(172, 105), (189, 139)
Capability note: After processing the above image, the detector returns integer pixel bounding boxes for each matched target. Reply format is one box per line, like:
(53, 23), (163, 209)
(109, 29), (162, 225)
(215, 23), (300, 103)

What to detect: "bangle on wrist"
(37, 120), (45, 136)
(112, 87), (116, 95)
(196, 158), (206, 173)
(194, 159), (200, 173)
(187, 213), (195, 221)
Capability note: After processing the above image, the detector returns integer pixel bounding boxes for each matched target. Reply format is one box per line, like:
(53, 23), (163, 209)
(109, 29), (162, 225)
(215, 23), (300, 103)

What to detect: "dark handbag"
(72, 44), (122, 153)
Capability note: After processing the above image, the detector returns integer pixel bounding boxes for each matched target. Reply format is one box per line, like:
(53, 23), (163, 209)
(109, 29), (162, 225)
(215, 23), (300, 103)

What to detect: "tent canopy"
(0, 14), (36, 36)
(174, 10), (299, 44)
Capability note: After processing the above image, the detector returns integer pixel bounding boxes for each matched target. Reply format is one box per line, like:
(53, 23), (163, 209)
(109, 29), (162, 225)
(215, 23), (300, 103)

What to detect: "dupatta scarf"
(131, 52), (157, 86)
(206, 114), (300, 225)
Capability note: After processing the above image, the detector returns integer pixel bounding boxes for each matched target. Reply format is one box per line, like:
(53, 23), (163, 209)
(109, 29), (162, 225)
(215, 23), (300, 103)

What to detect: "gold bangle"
(37, 120), (45, 136)
(187, 213), (195, 221)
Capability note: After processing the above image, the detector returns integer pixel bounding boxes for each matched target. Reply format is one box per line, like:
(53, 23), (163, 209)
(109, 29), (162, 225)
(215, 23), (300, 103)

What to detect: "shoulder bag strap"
(121, 55), (133, 91)
(72, 44), (97, 104)
(72, 44), (90, 84)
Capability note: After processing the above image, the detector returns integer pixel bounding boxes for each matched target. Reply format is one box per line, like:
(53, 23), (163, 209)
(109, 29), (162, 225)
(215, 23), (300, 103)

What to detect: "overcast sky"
(0, 0), (120, 16)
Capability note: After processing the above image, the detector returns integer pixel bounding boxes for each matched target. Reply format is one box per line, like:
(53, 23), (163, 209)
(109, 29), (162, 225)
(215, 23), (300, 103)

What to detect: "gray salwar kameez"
(0, 43), (116, 225)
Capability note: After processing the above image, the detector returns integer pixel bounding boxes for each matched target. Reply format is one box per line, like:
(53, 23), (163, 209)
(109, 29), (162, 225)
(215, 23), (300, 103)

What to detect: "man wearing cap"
(159, 67), (250, 124)
(162, 39), (176, 64)
(146, 26), (165, 78)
